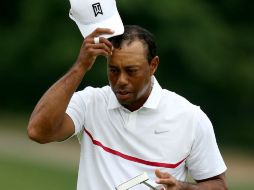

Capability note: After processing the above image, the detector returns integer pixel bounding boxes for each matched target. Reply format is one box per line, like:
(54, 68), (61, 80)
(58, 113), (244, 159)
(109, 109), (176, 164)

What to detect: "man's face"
(107, 40), (158, 111)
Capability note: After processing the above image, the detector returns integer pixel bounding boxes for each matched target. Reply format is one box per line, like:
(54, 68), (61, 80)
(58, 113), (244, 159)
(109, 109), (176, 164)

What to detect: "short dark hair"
(109, 25), (157, 63)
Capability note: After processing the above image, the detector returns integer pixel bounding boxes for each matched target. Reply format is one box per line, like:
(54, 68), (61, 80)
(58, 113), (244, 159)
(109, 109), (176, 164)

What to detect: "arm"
(27, 28), (114, 143)
(155, 169), (228, 190)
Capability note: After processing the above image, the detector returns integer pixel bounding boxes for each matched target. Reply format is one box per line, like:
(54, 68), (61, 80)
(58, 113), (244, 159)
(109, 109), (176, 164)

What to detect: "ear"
(149, 56), (159, 75)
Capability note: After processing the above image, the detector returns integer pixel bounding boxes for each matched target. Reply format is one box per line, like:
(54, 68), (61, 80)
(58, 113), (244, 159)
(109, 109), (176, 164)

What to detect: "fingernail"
(110, 29), (115, 33)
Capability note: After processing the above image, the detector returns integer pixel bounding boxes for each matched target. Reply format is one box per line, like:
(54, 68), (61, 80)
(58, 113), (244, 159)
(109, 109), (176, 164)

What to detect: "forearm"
(28, 61), (88, 143)
(177, 174), (227, 190)
(177, 180), (227, 190)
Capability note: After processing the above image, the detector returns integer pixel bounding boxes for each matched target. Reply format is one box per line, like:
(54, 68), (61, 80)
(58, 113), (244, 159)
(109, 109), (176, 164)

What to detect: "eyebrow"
(108, 64), (140, 68)
(108, 65), (118, 68)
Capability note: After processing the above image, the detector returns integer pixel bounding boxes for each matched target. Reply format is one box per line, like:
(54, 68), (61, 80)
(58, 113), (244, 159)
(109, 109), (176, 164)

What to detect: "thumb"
(155, 169), (170, 179)
(155, 169), (162, 178)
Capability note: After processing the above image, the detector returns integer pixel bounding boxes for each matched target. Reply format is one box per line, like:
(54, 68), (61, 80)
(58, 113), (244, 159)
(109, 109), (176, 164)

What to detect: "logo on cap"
(92, 3), (103, 17)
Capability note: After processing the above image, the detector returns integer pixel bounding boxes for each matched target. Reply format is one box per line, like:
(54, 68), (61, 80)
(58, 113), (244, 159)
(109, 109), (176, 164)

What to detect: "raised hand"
(76, 28), (114, 71)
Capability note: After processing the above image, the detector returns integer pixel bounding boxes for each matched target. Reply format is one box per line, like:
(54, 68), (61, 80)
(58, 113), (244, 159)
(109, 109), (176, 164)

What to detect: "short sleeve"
(186, 108), (227, 180)
(66, 89), (91, 135)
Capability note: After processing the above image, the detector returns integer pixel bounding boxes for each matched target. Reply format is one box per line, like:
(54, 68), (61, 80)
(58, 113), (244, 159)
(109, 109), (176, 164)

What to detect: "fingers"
(89, 28), (115, 38)
(76, 28), (115, 70)
(87, 27), (115, 54)
(83, 28), (114, 57)
(155, 169), (177, 189)
(99, 37), (114, 51)
(155, 169), (170, 179)
(84, 37), (113, 56)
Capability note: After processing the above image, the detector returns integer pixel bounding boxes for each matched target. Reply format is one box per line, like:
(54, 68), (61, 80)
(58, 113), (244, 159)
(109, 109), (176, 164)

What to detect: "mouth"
(116, 90), (129, 95)
(115, 90), (132, 101)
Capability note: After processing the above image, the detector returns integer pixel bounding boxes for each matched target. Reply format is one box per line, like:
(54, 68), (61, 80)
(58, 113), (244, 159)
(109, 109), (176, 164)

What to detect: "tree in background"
(0, 0), (253, 148)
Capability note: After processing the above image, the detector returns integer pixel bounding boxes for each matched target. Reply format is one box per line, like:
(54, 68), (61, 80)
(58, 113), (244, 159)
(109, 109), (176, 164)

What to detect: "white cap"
(69, 0), (124, 38)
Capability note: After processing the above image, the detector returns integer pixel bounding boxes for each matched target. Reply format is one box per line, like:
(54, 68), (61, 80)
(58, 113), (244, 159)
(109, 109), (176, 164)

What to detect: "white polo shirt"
(66, 77), (226, 190)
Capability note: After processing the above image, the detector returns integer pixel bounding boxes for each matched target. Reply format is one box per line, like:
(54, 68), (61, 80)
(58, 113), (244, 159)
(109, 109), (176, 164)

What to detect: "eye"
(127, 69), (138, 74)
(109, 68), (119, 74)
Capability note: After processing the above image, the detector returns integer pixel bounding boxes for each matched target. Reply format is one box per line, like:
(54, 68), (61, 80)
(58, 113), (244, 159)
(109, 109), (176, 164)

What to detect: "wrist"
(74, 59), (92, 74)
(176, 181), (198, 190)
(76, 55), (96, 71)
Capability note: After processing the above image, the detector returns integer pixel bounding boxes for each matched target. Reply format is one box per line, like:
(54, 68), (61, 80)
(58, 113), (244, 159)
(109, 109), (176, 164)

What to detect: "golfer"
(28, 25), (227, 190)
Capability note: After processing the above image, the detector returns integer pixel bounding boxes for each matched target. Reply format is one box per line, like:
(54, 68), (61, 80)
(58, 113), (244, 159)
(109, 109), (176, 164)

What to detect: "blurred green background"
(0, 0), (253, 189)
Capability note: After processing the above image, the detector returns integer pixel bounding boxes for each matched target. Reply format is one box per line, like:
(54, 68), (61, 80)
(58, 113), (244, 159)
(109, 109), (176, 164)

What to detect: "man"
(28, 25), (227, 190)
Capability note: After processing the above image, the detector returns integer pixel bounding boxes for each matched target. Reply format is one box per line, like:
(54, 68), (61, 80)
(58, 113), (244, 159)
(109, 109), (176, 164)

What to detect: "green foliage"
(0, 0), (253, 147)
(0, 156), (77, 190)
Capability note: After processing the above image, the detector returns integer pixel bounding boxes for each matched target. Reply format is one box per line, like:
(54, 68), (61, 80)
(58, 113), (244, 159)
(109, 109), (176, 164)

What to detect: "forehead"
(109, 40), (148, 66)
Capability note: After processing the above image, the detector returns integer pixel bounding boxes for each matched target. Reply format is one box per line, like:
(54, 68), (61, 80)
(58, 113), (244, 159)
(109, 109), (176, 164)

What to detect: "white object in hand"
(115, 172), (149, 190)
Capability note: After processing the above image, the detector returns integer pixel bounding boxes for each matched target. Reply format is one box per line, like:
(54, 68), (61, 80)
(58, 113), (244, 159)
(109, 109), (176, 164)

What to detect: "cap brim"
(70, 10), (124, 39)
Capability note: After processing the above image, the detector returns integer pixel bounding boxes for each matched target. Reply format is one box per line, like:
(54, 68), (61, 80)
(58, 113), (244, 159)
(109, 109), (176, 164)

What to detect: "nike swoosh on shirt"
(154, 130), (169, 134)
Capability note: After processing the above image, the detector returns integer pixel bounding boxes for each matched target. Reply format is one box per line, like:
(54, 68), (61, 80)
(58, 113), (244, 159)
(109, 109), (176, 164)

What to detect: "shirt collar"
(108, 88), (122, 110)
(107, 76), (162, 110)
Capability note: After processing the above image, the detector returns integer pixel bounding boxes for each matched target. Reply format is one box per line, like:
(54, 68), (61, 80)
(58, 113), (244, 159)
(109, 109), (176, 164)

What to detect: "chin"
(117, 99), (131, 106)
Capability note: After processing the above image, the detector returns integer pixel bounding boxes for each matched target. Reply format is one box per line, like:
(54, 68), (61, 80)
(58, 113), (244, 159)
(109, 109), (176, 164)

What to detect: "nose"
(117, 72), (128, 86)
